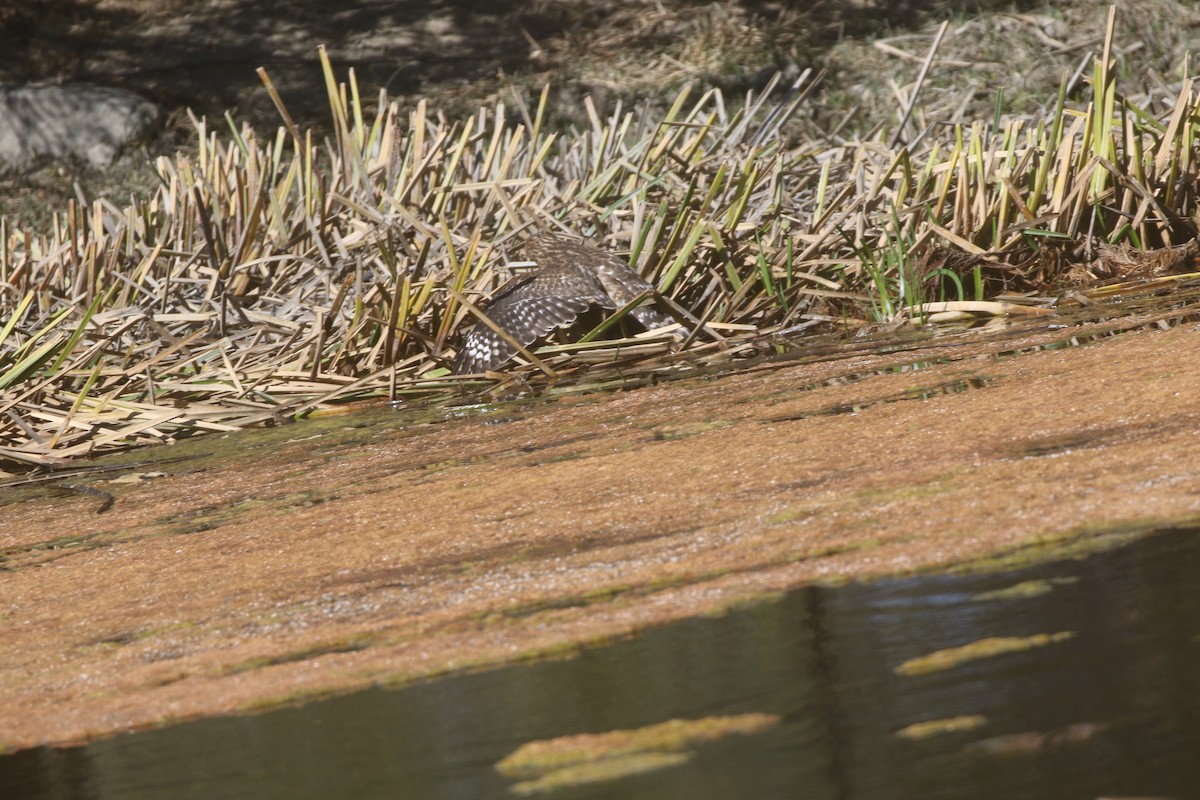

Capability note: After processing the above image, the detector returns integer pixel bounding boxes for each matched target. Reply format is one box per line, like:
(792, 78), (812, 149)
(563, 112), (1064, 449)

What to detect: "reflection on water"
(4, 528), (1199, 799)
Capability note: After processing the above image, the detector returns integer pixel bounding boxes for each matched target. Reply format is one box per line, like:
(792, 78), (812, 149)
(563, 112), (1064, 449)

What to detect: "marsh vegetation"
(1, 2), (1198, 473)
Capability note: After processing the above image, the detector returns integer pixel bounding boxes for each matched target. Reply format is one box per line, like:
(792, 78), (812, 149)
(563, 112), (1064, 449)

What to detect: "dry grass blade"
(2, 6), (1199, 466)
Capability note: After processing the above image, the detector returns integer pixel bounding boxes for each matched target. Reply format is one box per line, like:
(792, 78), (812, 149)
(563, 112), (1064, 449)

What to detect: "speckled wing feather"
(452, 234), (672, 375)
(528, 236), (674, 334)
(452, 248), (611, 374)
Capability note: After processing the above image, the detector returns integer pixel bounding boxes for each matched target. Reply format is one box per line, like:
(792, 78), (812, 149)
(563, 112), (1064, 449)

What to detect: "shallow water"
(4, 527), (1199, 799)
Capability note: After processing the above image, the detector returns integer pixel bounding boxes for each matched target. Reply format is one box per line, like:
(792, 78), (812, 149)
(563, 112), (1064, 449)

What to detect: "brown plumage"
(452, 233), (674, 374)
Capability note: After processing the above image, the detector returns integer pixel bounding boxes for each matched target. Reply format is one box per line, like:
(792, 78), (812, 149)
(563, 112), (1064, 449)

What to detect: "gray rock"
(0, 83), (160, 174)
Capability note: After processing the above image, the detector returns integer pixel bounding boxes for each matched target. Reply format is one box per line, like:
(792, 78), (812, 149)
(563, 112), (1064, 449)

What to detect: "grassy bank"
(1, 7), (1198, 471)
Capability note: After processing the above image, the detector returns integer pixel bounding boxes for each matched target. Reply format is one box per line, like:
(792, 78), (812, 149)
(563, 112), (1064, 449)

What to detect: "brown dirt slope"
(2, 313), (1199, 751)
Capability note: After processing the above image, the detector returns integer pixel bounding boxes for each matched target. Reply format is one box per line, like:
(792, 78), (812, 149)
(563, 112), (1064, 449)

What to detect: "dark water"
(4, 528), (1199, 800)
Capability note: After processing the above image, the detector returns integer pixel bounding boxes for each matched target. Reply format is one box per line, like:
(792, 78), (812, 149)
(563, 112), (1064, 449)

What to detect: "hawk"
(451, 233), (677, 374)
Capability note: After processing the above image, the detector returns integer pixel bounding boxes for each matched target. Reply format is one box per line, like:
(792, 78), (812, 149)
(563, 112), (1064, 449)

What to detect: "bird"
(451, 233), (677, 374)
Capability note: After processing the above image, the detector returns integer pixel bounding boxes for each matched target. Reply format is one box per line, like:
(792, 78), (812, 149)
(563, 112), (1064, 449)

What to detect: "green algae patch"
(224, 634), (376, 676)
(79, 621), (195, 650)
(845, 470), (965, 506)
(965, 722), (1108, 754)
(944, 519), (1200, 578)
(235, 684), (350, 716)
(972, 577), (1079, 602)
(896, 715), (987, 740)
(496, 713), (779, 793)
(160, 497), (273, 535)
(508, 752), (691, 795)
(652, 420), (732, 441)
(895, 632), (1075, 677)
(698, 589), (788, 617)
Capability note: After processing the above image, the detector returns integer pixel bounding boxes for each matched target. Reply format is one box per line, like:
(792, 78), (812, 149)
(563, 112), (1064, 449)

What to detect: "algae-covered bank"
(2, 307), (1199, 751)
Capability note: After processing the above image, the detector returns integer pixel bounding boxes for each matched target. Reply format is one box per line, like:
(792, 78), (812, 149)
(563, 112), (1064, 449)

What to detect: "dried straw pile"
(2, 13), (1198, 470)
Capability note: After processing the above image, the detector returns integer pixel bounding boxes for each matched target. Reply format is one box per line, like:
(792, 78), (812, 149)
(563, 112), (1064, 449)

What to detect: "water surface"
(4, 528), (1199, 799)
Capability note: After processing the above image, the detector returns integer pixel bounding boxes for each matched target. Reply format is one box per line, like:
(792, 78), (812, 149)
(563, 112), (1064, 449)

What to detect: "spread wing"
(530, 235), (675, 332)
(452, 267), (614, 375)
(452, 233), (678, 375)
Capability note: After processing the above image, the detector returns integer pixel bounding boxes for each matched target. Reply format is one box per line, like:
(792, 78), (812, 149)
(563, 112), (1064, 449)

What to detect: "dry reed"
(2, 11), (1198, 470)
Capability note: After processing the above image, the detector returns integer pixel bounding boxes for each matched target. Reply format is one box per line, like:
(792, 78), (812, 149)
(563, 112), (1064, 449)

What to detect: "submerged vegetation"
(1, 7), (1199, 470)
(496, 714), (780, 794)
